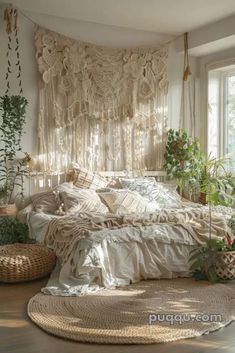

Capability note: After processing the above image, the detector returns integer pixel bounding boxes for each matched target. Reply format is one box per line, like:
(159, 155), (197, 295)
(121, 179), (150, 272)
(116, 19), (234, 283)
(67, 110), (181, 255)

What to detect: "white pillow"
(31, 190), (61, 214)
(120, 178), (182, 209)
(60, 188), (109, 215)
(72, 164), (108, 190)
(98, 189), (151, 214)
(120, 178), (156, 197)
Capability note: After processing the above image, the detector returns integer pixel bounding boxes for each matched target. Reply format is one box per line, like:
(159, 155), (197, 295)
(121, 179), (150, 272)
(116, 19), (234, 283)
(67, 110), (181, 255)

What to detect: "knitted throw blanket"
(44, 206), (233, 263)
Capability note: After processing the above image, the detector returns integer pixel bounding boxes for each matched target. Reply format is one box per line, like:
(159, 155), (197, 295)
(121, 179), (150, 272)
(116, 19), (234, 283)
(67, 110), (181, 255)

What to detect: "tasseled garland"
(3, 6), (23, 94)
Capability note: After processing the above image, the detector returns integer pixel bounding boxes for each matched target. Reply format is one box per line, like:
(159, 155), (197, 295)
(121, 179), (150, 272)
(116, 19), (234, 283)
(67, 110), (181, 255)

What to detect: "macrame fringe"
(34, 26), (169, 172)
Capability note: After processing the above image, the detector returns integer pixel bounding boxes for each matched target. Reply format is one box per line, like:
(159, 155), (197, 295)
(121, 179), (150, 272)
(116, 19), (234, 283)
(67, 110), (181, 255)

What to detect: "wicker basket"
(215, 250), (235, 280)
(0, 204), (17, 217)
(0, 243), (56, 283)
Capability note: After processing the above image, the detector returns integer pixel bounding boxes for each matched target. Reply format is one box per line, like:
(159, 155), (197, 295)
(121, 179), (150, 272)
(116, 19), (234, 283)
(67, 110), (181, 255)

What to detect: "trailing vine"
(0, 6), (28, 205)
(13, 8), (23, 95)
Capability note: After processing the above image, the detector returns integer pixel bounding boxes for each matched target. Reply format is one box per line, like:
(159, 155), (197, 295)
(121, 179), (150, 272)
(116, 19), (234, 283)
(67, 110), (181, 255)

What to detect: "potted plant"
(164, 129), (235, 206)
(164, 129), (204, 199)
(190, 236), (235, 282)
(0, 216), (32, 245)
(0, 95), (28, 215)
(199, 154), (235, 206)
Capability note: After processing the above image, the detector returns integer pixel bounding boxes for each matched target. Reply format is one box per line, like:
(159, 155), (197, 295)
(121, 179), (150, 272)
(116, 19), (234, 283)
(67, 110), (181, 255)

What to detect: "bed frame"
(24, 170), (168, 197)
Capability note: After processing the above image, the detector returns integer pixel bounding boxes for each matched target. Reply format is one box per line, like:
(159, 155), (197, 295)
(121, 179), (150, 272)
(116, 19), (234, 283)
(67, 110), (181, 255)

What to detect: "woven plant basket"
(0, 243), (56, 283)
(0, 204), (17, 216)
(215, 250), (235, 280)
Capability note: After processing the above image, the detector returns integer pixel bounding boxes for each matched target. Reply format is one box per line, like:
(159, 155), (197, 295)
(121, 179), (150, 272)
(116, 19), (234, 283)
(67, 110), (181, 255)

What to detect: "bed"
(19, 167), (234, 296)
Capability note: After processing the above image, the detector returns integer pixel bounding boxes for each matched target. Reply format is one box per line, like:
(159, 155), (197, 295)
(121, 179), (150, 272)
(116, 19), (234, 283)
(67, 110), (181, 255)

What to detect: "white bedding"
(27, 210), (198, 296)
(44, 225), (197, 296)
(26, 191), (233, 296)
(28, 212), (58, 243)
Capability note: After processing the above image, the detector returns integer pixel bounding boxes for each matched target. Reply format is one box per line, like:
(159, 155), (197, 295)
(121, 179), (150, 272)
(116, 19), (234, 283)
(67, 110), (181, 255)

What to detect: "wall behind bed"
(0, 5), (198, 161)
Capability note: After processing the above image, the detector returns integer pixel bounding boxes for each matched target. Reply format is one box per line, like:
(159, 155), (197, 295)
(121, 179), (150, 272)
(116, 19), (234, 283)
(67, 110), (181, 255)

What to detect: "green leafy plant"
(0, 95), (28, 205)
(164, 129), (203, 194)
(164, 129), (235, 206)
(198, 154), (235, 206)
(190, 238), (235, 283)
(0, 216), (33, 245)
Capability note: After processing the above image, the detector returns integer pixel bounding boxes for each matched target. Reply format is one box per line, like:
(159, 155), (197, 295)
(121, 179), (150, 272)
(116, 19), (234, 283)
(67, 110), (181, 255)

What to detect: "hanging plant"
(0, 95), (27, 156)
(0, 95), (28, 204)
(0, 6), (29, 206)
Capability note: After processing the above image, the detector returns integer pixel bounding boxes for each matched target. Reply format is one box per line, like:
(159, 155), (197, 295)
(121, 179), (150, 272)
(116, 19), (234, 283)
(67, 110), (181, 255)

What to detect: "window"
(208, 64), (235, 172)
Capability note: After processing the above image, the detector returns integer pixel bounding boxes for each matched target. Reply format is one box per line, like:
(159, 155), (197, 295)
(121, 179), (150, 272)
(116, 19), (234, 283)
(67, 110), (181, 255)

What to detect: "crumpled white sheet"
(28, 211), (198, 296)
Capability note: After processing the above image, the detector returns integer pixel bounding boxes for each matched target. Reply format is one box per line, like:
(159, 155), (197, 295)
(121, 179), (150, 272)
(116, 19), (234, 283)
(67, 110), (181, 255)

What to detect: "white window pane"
(208, 72), (220, 159)
(226, 75), (235, 172)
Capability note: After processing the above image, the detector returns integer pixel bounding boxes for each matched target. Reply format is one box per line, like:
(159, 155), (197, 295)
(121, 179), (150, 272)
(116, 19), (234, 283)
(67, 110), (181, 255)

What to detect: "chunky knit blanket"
(44, 206), (234, 264)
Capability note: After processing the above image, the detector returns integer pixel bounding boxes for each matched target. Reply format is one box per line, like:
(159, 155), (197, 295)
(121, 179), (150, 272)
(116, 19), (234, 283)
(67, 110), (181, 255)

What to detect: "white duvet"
(28, 211), (198, 296)
(27, 203), (233, 296)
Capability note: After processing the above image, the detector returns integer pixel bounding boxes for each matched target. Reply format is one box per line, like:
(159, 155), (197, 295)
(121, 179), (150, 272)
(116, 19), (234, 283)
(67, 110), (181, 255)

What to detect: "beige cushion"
(17, 204), (34, 224)
(72, 165), (108, 190)
(98, 189), (148, 214)
(31, 183), (75, 214)
(31, 190), (61, 214)
(60, 189), (109, 214)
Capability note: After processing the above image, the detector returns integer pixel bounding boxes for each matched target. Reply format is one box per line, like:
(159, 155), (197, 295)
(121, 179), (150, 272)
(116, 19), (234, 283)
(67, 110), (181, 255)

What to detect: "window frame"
(207, 65), (235, 172)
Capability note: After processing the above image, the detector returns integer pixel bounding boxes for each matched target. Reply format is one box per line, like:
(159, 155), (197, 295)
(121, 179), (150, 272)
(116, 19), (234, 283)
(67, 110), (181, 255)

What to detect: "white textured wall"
(0, 6), (185, 159)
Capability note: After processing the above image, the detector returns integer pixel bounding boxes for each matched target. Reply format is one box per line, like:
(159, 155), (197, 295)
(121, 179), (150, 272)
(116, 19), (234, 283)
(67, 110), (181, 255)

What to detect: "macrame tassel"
(183, 32), (192, 82)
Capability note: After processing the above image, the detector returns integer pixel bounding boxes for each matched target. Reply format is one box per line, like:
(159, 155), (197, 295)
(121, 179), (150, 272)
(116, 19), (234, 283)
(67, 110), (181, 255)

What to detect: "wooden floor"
(0, 279), (235, 353)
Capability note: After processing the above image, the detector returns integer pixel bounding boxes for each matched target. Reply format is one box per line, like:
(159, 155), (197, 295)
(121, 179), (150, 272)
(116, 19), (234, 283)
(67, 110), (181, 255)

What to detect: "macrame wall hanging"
(35, 26), (169, 172)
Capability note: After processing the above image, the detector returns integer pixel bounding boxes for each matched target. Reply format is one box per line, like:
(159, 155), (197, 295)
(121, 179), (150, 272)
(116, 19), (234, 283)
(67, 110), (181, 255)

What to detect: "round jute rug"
(28, 278), (235, 344)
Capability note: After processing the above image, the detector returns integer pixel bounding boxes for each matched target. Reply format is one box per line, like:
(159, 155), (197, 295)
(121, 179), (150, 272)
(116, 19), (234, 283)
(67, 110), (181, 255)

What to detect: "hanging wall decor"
(4, 6), (23, 94)
(180, 32), (195, 137)
(0, 6), (28, 207)
(35, 26), (169, 172)
(183, 32), (192, 82)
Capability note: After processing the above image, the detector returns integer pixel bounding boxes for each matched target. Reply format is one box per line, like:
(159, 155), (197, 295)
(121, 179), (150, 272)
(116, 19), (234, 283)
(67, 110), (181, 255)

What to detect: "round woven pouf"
(0, 243), (56, 283)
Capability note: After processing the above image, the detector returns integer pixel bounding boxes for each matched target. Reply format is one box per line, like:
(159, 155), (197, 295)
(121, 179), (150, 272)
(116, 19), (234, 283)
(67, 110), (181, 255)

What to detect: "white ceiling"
(2, 0), (235, 35)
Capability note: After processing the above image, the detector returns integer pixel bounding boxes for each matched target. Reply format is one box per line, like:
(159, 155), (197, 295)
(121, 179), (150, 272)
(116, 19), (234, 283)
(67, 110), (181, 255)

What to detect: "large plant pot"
(0, 204), (17, 217)
(215, 250), (235, 280)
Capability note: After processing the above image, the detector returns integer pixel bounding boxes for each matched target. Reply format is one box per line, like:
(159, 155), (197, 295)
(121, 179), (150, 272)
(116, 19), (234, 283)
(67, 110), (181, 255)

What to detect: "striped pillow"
(72, 165), (108, 190)
(60, 189), (109, 214)
(98, 189), (149, 214)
